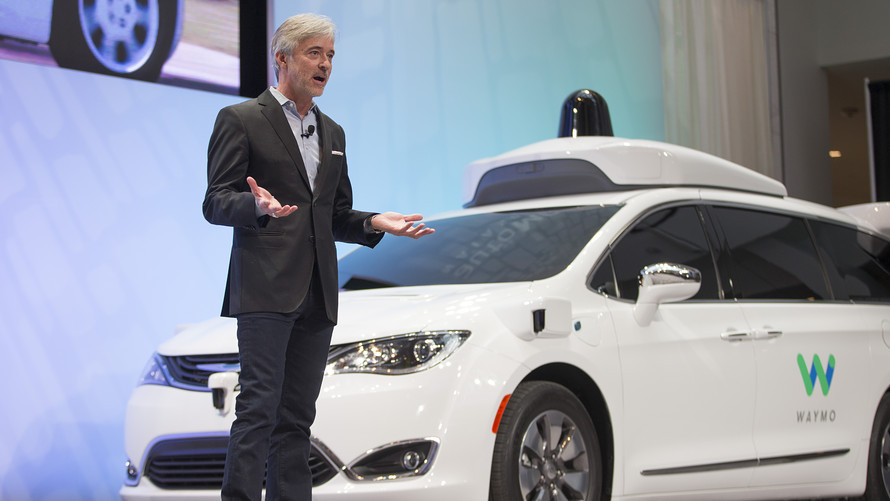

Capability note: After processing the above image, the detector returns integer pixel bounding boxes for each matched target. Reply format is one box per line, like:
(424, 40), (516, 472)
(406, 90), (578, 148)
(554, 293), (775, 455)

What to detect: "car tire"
(48, 0), (179, 81)
(865, 392), (890, 500)
(490, 381), (603, 501)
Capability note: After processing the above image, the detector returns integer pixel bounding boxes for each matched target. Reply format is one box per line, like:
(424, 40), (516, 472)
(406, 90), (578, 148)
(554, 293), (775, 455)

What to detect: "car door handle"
(720, 330), (752, 342)
(753, 329), (783, 339)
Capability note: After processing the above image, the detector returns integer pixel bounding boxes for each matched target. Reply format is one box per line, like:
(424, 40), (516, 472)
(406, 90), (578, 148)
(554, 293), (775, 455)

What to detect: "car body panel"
(839, 202), (890, 237)
(611, 299), (757, 494)
(0, 1), (52, 43)
(747, 302), (876, 487)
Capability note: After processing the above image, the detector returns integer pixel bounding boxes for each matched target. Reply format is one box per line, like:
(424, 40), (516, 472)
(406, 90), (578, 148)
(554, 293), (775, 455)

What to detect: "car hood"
(157, 282), (530, 356)
(333, 282), (528, 343)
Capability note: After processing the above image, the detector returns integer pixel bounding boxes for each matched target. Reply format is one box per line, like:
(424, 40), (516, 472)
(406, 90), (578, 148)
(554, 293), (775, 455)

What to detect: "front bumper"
(121, 343), (514, 500)
(121, 475), (478, 501)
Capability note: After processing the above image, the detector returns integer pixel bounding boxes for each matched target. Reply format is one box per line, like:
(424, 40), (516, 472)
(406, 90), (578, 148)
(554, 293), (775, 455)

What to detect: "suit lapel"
(257, 89), (312, 191)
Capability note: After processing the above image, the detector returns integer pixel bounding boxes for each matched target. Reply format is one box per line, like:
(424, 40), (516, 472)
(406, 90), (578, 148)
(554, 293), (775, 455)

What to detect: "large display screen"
(0, 0), (263, 96)
(0, 1), (664, 499)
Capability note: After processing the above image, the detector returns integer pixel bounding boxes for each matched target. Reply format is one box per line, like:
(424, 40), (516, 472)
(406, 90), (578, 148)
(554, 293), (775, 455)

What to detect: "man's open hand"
(370, 212), (435, 239)
(247, 176), (297, 219)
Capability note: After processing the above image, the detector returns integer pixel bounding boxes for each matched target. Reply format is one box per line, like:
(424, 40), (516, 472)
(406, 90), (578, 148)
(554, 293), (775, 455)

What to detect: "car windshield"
(339, 205), (620, 289)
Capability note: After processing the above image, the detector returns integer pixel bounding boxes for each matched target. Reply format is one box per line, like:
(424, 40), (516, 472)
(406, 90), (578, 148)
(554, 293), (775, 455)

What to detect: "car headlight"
(325, 331), (470, 375)
(137, 352), (170, 387)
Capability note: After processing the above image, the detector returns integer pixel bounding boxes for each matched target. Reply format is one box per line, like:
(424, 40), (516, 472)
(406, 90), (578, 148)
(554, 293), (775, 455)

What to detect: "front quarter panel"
(312, 341), (520, 499)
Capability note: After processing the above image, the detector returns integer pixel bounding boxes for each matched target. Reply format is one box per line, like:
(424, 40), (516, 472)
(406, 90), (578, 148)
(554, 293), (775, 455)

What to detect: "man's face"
(280, 35), (335, 101)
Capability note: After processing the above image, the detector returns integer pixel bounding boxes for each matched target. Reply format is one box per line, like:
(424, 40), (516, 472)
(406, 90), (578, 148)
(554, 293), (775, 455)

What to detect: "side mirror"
(633, 263), (701, 326)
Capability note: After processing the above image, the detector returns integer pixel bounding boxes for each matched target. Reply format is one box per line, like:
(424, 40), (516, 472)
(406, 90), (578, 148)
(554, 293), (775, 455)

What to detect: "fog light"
(401, 450), (424, 470)
(348, 438), (439, 481)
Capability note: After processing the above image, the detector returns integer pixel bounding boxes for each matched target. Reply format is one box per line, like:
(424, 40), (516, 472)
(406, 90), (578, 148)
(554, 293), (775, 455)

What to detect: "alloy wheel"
(79, 0), (160, 73)
(518, 410), (591, 501)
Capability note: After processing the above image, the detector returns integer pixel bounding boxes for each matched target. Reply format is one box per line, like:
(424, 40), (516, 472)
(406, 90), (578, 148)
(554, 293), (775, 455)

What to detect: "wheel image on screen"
(490, 381), (603, 501)
(49, 0), (179, 81)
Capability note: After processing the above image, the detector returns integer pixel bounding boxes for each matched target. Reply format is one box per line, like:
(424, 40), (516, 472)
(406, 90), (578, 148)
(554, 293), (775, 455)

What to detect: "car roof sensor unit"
(463, 89), (788, 207)
(466, 89), (619, 208)
(465, 158), (632, 208)
(559, 89), (613, 138)
(463, 137), (787, 207)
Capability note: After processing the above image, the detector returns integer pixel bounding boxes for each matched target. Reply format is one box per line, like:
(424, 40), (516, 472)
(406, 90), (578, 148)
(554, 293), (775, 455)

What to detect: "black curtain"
(870, 80), (890, 201)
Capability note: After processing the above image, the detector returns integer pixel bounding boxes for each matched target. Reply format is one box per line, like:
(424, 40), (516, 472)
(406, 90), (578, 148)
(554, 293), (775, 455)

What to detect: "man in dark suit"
(202, 13), (434, 501)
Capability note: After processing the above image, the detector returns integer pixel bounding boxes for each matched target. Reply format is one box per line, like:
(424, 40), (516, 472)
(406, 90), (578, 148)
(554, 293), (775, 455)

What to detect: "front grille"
(161, 353), (240, 390)
(163, 348), (345, 390)
(144, 436), (339, 490)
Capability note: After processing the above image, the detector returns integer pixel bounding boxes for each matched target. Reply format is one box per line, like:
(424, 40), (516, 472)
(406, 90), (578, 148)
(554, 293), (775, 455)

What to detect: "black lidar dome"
(558, 89), (614, 137)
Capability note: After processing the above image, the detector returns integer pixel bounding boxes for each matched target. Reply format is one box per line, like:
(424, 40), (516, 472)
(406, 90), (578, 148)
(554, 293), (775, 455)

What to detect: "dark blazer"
(203, 89), (382, 322)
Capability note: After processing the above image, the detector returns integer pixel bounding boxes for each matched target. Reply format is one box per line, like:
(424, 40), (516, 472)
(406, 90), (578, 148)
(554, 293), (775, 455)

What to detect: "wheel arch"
(522, 362), (614, 498)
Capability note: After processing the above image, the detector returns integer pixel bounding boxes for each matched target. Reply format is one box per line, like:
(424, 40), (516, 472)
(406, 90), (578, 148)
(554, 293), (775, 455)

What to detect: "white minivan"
(121, 120), (890, 500)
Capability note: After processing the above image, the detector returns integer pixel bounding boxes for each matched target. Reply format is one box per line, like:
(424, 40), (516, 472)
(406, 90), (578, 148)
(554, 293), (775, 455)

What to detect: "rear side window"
(709, 207), (828, 300)
(592, 206), (719, 301)
(810, 221), (890, 302)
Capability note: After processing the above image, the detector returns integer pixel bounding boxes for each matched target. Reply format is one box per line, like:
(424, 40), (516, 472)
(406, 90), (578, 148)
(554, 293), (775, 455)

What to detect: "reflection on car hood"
(157, 282), (529, 356)
(334, 282), (524, 344)
(157, 316), (237, 357)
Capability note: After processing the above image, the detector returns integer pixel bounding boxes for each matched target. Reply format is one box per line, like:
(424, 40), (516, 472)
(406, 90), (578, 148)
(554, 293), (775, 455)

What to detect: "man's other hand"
(371, 212), (435, 239)
(247, 176), (298, 219)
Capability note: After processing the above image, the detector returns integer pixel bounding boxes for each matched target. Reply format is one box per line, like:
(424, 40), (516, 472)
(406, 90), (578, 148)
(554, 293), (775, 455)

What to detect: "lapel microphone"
(301, 125), (315, 138)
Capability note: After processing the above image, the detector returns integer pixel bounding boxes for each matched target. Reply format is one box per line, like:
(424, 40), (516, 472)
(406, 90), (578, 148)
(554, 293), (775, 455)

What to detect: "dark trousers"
(221, 272), (334, 501)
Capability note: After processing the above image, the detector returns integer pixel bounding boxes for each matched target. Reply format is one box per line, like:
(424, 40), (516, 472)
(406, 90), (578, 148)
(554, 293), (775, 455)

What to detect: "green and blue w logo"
(796, 354), (835, 396)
